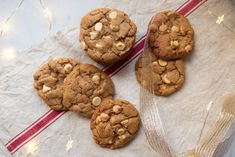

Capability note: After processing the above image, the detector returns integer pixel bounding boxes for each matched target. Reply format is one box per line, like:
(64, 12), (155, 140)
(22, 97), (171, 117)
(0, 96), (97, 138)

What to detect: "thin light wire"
(203, 4), (235, 36)
(39, 0), (52, 36)
(0, 0), (25, 36)
(197, 101), (213, 145)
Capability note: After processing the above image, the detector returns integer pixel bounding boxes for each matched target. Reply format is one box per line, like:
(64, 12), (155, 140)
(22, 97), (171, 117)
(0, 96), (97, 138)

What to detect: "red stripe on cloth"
(6, 111), (63, 153)
(110, 49), (144, 77)
(184, 0), (207, 16)
(104, 37), (145, 76)
(177, 0), (206, 15)
(10, 112), (65, 154)
(176, 0), (191, 12)
(5, 109), (53, 146)
(6, 0), (206, 154)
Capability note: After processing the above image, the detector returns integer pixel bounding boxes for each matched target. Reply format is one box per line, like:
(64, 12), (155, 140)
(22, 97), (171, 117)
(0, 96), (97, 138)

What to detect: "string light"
(65, 137), (73, 151)
(0, 2), (233, 156)
(197, 101), (213, 145)
(26, 141), (39, 155)
(206, 101), (213, 111)
(216, 15), (224, 24)
(0, 22), (11, 35)
(43, 8), (52, 20)
(39, 0), (52, 35)
(0, 0), (25, 36)
(0, 47), (16, 60)
(203, 4), (235, 36)
(0, 0), (52, 37)
(0, 0), (53, 59)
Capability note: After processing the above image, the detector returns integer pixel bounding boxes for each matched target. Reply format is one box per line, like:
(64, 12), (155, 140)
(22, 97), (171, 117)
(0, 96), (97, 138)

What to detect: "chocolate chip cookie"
(34, 57), (79, 111)
(148, 11), (194, 60)
(90, 99), (140, 149)
(63, 64), (115, 118)
(80, 8), (137, 65)
(135, 52), (185, 96)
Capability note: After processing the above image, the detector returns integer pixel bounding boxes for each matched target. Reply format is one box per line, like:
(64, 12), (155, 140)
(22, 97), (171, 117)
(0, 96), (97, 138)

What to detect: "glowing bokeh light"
(65, 138), (73, 151)
(0, 47), (16, 60)
(26, 141), (39, 155)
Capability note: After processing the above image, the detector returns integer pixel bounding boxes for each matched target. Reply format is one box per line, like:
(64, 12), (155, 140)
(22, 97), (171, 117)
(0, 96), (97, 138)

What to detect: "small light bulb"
(26, 141), (39, 154)
(216, 15), (224, 24)
(208, 10), (212, 15)
(207, 101), (213, 111)
(0, 47), (16, 60)
(0, 22), (11, 34)
(43, 8), (52, 19)
(65, 138), (73, 151)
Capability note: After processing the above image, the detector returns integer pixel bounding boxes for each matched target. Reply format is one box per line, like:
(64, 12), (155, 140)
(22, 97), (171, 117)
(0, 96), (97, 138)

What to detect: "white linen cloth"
(0, 0), (235, 156)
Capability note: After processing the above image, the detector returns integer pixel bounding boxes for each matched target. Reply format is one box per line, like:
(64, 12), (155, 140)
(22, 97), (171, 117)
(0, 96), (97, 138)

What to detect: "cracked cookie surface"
(63, 64), (115, 118)
(148, 11), (194, 60)
(135, 52), (185, 96)
(80, 8), (137, 65)
(90, 99), (140, 149)
(34, 57), (79, 111)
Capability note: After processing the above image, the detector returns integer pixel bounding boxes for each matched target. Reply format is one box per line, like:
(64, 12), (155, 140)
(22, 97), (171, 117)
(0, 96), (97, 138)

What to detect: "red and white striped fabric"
(2, 0), (225, 156)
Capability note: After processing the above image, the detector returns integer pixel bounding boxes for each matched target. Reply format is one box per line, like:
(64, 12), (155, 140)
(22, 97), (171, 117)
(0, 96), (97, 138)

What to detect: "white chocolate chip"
(100, 113), (110, 122)
(158, 59), (168, 67)
(180, 26), (186, 35)
(63, 78), (67, 83)
(167, 11), (174, 16)
(171, 40), (179, 47)
(185, 45), (192, 52)
(109, 11), (117, 19)
(42, 85), (51, 93)
(96, 116), (101, 124)
(159, 24), (167, 32)
(90, 31), (98, 40)
(115, 42), (126, 51)
(119, 135), (126, 140)
(95, 43), (103, 48)
(162, 74), (171, 84)
(64, 63), (73, 72)
(104, 36), (112, 40)
(92, 96), (102, 106)
(110, 24), (119, 32)
(113, 105), (122, 114)
(92, 74), (100, 84)
(121, 119), (129, 127)
(171, 26), (179, 32)
(95, 22), (103, 31)
(152, 61), (158, 66)
(96, 51), (102, 57)
(117, 128), (125, 135)
(80, 41), (87, 50)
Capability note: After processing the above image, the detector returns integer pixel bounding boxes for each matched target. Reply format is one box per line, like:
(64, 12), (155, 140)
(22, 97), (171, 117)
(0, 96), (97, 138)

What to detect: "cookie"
(63, 64), (115, 118)
(135, 52), (185, 96)
(90, 99), (140, 149)
(34, 57), (79, 111)
(80, 8), (137, 65)
(148, 11), (194, 60)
